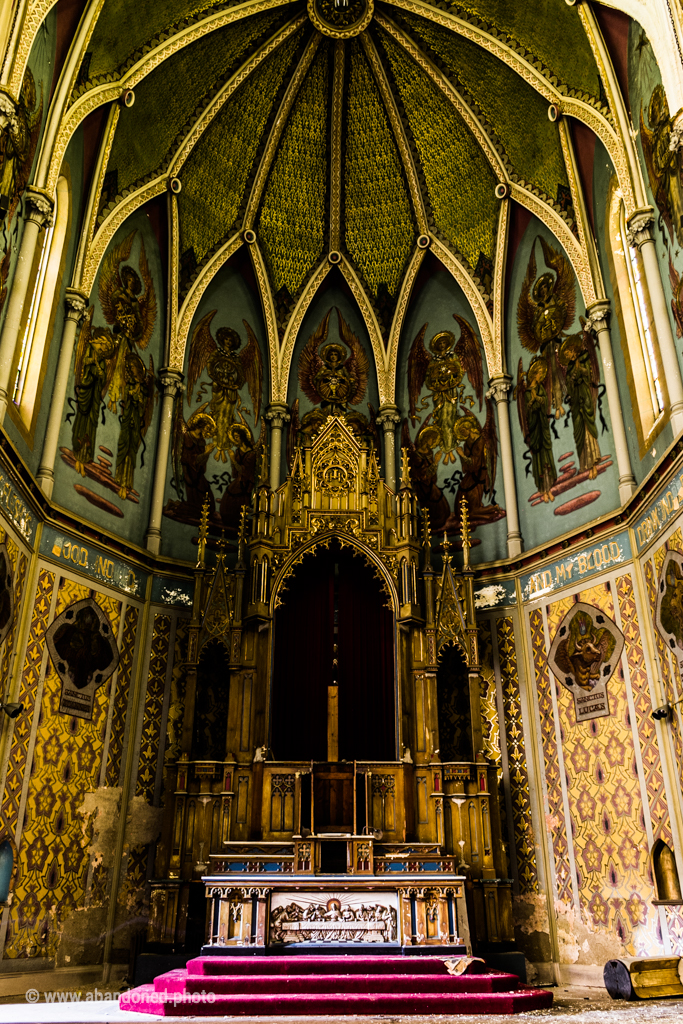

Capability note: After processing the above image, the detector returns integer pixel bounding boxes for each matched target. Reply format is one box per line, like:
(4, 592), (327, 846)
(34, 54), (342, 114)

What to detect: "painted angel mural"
(65, 230), (157, 504)
(289, 307), (374, 445)
(403, 314), (504, 534)
(514, 356), (557, 503)
(164, 313), (264, 531)
(641, 83), (683, 246)
(0, 68), (43, 311)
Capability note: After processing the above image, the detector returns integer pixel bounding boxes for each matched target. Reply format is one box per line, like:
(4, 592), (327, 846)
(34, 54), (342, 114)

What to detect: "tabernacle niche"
(192, 639), (231, 761)
(437, 644), (472, 762)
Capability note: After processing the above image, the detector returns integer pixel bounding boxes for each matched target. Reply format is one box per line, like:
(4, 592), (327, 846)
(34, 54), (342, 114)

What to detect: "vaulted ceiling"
(66, 0), (614, 371)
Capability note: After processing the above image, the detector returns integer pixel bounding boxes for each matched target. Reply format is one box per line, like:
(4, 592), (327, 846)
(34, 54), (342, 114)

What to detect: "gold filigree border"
(493, 199), (509, 362)
(250, 241), (279, 398)
(339, 256), (390, 402)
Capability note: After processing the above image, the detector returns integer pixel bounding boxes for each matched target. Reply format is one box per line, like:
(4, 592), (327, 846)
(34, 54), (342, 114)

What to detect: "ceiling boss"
(308, 0), (373, 38)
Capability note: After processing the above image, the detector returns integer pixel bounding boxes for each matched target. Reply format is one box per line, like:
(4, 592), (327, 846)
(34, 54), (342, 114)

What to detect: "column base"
(36, 469), (54, 499)
(618, 477), (637, 506)
(506, 533), (523, 558)
(146, 529), (161, 555)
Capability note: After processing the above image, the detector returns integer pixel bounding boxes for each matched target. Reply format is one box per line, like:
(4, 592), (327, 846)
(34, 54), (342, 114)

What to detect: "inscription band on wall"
(521, 531), (630, 602)
(41, 526), (147, 596)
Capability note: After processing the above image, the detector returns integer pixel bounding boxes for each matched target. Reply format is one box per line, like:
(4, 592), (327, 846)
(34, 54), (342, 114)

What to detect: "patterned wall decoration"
(548, 603), (625, 724)
(531, 577), (667, 959)
(137, 614), (171, 802)
(104, 605), (140, 787)
(4, 578), (123, 960)
(496, 615), (539, 894)
(0, 529), (28, 717)
(46, 598), (120, 721)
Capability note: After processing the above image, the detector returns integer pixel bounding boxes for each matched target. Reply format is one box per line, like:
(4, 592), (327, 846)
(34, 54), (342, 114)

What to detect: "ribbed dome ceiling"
(72, 0), (607, 342)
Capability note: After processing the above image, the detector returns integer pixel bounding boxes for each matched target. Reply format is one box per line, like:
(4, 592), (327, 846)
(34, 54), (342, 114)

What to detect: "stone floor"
(2, 988), (683, 1023)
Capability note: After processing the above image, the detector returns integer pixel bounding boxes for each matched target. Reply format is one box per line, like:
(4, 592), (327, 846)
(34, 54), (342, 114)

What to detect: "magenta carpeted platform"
(119, 954), (554, 1016)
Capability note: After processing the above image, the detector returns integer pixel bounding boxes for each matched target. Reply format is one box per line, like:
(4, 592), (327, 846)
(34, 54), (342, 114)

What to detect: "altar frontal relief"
(269, 892), (398, 944)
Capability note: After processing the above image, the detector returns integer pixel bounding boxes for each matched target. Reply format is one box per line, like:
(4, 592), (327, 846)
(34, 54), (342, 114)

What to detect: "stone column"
(627, 207), (683, 436)
(36, 288), (88, 498)
(0, 187), (54, 423)
(376, 404), (401, 492)
(485, 375), (522, 557)
(145, 368), (184, 554)
(264, 403), (290, 491)
(585, 300), (637, 505)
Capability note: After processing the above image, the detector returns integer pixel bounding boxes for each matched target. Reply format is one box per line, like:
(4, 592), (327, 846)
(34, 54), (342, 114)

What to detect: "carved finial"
(442, 531), (451, 563)
(197, 496), (210, 568)
(422, 508), (432, 568)
(460, 497), (471, 570)
(400, 447), (411, 488)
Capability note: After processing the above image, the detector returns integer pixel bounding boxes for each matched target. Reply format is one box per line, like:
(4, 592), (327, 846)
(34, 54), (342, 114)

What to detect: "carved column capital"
(265, 402), (290, 429)
(64, 288), (89, 323)
(24, 187), (54, 228)
(585, 299), (611, 335)
(626, 207), (655, 249)
(158, 367), (184, 397)
(376, 403), (401, 431)
(485, 374), (512, 404)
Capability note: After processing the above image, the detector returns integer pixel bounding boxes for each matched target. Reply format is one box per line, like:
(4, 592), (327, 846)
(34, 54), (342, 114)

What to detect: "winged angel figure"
(71, 230), (156, 500)
(404, 315), (503, 532)
(640, 83), (683, 246)
(515, 237), (601, 500)
(290, 308), (371, 444)
(166, 312), (263, 528)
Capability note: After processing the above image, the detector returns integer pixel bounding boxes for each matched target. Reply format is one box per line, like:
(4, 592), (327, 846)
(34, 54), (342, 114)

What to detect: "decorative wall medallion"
(269, 891), (397, 943)
(655, 550), (683, 664)
(548, 603), (624, 722)
(46, 598), (120, 720)
(0, 543), (14, 647)
(307, 0), (373, 38)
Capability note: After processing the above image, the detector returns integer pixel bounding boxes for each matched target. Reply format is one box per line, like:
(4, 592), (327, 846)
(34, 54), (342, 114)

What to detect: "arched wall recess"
(36, 0), (295, 195)
(430, 237), (496, 377)
(276, 259), (331, 405)
(78, 16), (305, 296)
(175, 233), (244, 370)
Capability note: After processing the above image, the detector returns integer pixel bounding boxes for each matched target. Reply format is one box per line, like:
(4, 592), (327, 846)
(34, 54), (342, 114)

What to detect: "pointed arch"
(175, 232), (244, 370)
(276, 258), (331, 404)
(430, 237), (496, 376)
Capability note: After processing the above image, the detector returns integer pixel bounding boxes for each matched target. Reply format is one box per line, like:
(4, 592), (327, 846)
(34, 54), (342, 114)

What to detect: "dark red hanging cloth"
(337, 549), (395, 761)
(271, 553), (334, 761)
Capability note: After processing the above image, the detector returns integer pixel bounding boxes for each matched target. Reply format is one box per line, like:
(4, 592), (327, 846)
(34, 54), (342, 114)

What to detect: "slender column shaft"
(265, 403), (290, 491)
(0, 188), (53, 422)
(486, 375), (522, 558)
(36, 288), (88, 498)
(627, 207), (683, 436)
(585, 300), (636, 504)
(377, 404), (400, 492)
(145, 369), (184, 554)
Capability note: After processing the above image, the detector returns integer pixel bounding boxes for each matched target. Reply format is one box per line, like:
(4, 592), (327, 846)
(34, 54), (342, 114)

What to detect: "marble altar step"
(119, 955), (553, 1016)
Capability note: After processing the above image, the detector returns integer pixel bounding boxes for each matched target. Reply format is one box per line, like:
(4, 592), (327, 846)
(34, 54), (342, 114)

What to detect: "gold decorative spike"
(197, 496), (210, 568)
(442, 531), (451, 563)
(460, 497), (471, 570)
(400, 447), (411, 488)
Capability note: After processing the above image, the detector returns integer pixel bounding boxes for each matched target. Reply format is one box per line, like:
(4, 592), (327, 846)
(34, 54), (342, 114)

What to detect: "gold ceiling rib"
(329, 39), (345, 253)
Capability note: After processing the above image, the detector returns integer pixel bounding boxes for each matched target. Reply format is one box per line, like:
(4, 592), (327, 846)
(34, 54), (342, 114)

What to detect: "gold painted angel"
(0, 68), (43, 225)
(298, 307), (369, 417)
(72, 230), (157, 500)
(517, 235), (575, 418)
(408, 314), (483, 465)
(641, 84), (683, 246)
(187, 312), (263, 463)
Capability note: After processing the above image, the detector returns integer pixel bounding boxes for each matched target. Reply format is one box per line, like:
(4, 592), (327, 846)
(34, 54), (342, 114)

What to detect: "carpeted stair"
(119, 954), (554, 1016)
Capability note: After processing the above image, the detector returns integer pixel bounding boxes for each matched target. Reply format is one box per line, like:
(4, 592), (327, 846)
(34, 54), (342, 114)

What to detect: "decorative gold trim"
(276, 258), (330, 403)
(244, 30), (321, 229)
(383, 0), (635, 214)
(359, 31), (428, 235)
(249, 241), (279, 400)
(493, 198), (509, 365)
(307, 0), (373, 40)
(167, 193), (179, 366)
(558, 118), (603, 303)
(377, 14), (506, 184)
(174, 233), (243, 370)
(430, 236), (497, 376)
(386, 245), (425, 399)
(45, 0), (294, 193)
(73, 101), (119, 288)
(329, 39), (344, 253)
(339, 255), (390, 403)
(508, 182), (595, 307)
(7, 0), (69, 95)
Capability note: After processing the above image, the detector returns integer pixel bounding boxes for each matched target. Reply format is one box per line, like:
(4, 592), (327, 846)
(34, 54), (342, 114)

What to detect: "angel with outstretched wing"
(453, 402), (504, 527)
(71, 306), (117, 474)
(407, 317), (482, 464)
(670, 254), (683, 338)
(299, 308), (368, 416)
(514, 356), (557, 502)
(0, 67), (43, 229)
(641, 84), (683, 246)
(187, 311), (263, 463)
(558, 328), (601, 479)
(517, 236), (575, 419)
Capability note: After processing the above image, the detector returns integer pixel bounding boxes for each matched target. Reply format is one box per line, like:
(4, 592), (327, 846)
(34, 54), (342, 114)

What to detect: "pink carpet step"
(120, 985), (553, 1016)
(182, 971), (518, 995)
(187, 954), (490, 976)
